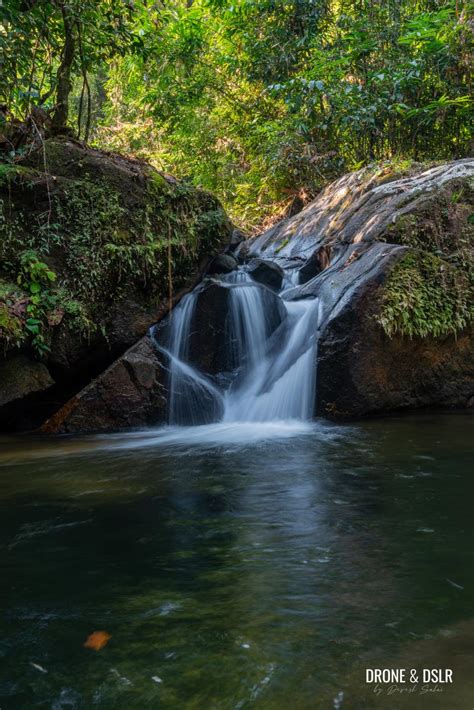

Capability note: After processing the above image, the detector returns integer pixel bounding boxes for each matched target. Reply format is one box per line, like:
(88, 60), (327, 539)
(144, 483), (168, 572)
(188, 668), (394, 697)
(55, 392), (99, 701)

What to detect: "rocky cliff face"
(0, 138), (232, 430)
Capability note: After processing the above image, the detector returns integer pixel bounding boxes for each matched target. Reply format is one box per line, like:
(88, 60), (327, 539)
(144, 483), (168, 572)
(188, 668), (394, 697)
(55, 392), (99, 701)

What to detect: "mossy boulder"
(317, 168), (474, 417)
(0, 138), (232, 429)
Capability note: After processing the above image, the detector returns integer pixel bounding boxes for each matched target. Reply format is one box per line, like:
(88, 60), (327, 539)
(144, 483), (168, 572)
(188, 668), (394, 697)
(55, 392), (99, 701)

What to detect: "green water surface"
(0, 415), (472, 709)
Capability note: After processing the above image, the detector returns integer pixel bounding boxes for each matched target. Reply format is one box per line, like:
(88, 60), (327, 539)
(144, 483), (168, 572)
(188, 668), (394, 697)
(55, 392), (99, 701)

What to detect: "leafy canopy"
(1, 0), (473, 226)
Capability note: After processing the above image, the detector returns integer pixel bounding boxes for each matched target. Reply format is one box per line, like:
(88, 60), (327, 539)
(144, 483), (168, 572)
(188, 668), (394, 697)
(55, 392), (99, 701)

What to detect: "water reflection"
(0, 414), (472, 708)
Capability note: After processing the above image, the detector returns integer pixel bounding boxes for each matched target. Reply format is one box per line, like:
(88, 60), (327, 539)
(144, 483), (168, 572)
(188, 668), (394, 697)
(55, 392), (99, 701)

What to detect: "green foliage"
(91, 0), (473, 227)
(0, 141), (231, 355)
(0, 286), (24, 350)
(378, 251), (472, 339)
(0, 163), (18, 182)
(377, 177), (474, 340)
(16, 250), (57, 355)
(0, 0), (140, 134)
(59, 294), (97, 338)
(1, 0), (473, 227)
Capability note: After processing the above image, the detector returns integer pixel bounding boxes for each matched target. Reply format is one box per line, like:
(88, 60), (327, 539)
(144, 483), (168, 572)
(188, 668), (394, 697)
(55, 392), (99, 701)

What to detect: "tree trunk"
(51, 3), (75, 134)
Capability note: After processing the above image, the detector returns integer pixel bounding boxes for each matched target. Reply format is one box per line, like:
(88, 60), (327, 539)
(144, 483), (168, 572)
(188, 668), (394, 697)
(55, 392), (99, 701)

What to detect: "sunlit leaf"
(83, 630), (112, 651)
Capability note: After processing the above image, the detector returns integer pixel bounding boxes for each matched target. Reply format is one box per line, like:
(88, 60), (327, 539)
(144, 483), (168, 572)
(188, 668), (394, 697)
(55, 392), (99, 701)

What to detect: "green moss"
(0, 164), (38, 186)
(147, 170), (170, 196)
(377, 251), (472, 338)
(376, 173), (474, 339)
(0, 164), (17, 183)
(0, 304), (23, 347)
(275, 237), (290, 254)
(0, 140), (231, 353)
(61, 296), (98, 338)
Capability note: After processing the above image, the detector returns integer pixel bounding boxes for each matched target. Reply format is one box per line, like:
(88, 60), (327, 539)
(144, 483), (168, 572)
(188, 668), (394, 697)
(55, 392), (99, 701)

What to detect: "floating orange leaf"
(83, 630), (111, 651)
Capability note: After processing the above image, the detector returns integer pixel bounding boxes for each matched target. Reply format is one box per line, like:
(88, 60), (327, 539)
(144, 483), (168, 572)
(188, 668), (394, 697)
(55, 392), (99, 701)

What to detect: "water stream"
(156, 268), (321, 426)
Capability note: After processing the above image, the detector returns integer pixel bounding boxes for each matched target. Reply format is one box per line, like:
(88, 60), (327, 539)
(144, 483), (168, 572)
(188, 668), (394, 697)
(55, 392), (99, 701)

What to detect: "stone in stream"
(206, 253), (239, 275)
(41, 336), (167, 433)
(247, 258), (284, 291)
(44, 276), (287, 432)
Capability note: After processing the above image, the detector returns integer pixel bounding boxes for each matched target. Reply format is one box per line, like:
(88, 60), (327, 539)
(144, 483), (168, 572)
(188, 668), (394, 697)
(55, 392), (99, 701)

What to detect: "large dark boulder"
(44, 276), (288, 432)
(41, 336), (167, 433)
(245, 159), (474, 260)
(316, 279), (474, 418)
(249, 159), (474, 418)
(247, 258), (284, 291)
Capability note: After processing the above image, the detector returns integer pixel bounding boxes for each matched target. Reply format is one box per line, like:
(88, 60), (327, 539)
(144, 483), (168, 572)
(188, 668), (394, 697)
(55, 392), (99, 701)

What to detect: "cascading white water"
(226, 274), (283, 372)
(156, 267), (321, 425)
(165, 294), (224, 425)
(223, 297), (320, 422)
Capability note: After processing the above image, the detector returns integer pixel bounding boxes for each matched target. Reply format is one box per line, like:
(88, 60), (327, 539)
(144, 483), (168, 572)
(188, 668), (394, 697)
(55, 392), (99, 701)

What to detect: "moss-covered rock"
(377, 176), (474, 339)
(377, 250), (472, 339)
(0, 138), (232, 429)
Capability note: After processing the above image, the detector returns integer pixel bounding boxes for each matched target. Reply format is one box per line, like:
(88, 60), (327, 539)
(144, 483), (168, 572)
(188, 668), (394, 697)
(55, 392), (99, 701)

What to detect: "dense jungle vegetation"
(1, 0), (473, 227)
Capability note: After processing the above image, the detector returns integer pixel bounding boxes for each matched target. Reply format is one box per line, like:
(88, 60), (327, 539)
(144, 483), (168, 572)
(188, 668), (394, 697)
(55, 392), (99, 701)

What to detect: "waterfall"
(227, 280), (271, 370)
(162, 294), (225, 425)
(223, 298), (320, 422)
(154, 268), (320, 425)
